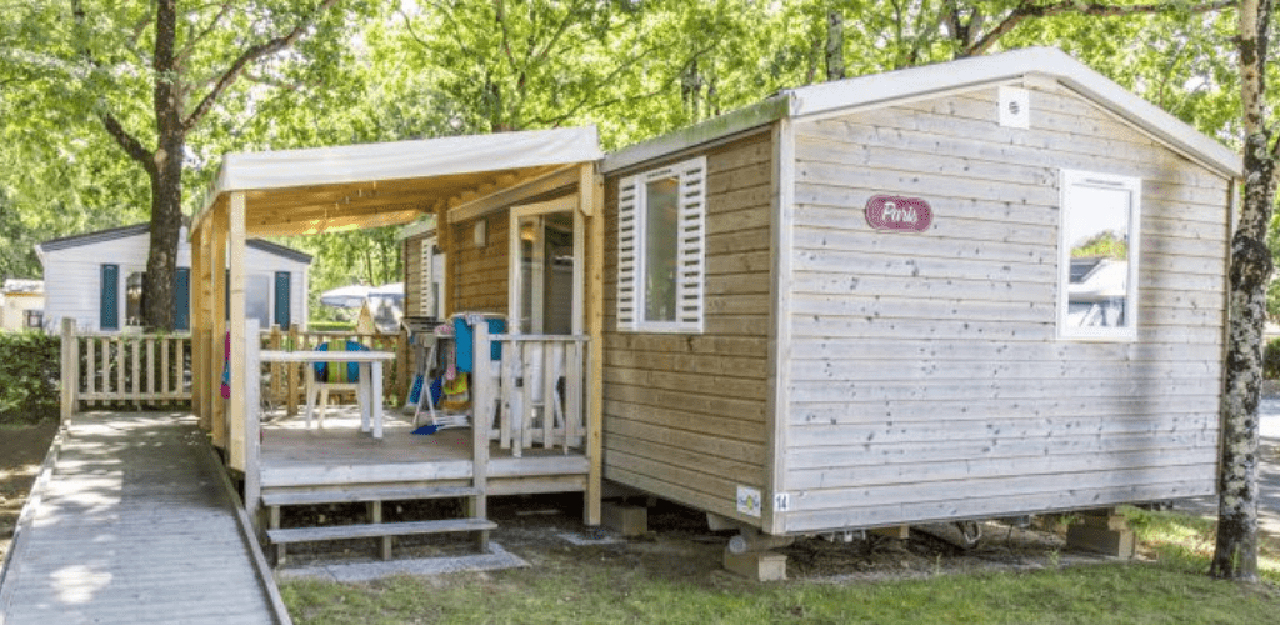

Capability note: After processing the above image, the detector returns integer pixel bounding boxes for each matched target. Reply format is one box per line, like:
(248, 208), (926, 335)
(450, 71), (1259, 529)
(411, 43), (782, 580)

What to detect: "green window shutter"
(174, 267), (191, 331)
(100, 264), (119, 330)
(274, 271), (291, 328)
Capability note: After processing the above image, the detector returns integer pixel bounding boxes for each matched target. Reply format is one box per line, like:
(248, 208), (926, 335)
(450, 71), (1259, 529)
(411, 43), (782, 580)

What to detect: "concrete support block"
(869, 524), (910, 539)
(1066, 513), (1135, 559)
(724, 548), (787, 582)
(602, 501), (647, 537)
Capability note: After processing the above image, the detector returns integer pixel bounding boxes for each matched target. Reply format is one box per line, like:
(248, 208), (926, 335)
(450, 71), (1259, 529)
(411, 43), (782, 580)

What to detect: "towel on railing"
(453, 316), (505, 373)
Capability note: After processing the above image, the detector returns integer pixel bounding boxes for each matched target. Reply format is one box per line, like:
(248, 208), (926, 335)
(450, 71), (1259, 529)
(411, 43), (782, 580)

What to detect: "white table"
(260, 350), (397, 439)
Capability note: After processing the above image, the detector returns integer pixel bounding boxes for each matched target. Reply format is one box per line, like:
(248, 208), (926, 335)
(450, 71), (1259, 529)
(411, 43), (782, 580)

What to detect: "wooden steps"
(262, 485), (477, 507)
(268, 517), (496, 543)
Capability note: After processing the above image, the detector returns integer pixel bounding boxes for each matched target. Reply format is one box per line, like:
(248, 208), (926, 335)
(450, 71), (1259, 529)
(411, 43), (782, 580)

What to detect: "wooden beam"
(447, 165), (580, 224)
(246, 208), (425, 237)
(585, 166), (604, 526)
(210, 206), (228, 450)
(438, 196), (453, 317)
(190, 228), (205, 428)
(228, 191), (247, 470)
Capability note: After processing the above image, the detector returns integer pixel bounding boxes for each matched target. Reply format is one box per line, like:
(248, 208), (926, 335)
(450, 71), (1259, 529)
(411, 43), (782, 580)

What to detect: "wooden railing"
(258, 325), (409, 414)
(60, 319), (192, 417)
(471, 323), (588, 457)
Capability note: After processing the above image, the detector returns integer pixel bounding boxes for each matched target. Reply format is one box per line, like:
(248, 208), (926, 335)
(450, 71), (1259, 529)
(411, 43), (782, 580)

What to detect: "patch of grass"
(1123, 506), (1280, 584)
(282, 555), (1280, 625)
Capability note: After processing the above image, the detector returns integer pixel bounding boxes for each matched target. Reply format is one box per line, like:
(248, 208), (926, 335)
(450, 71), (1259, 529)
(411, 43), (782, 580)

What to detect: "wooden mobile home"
(597, 47), (1239, 550)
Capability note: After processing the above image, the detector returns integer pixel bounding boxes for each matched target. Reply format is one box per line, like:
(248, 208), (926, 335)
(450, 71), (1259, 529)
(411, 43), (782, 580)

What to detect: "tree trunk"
(143, 136), (183, 331)
(1212, 0), (1272, 582)
(142, 0), (181, 331)
(825, 11), (845, 81)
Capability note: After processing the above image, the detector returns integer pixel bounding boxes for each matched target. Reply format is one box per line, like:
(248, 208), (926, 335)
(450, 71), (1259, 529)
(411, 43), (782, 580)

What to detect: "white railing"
(471, 324), (587, 457)
(60, 319), (192, 416)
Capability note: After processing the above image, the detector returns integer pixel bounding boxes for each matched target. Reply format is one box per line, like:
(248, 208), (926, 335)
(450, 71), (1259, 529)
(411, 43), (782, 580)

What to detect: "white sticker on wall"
(736, 486), (762, 517)
(774, 493), (791, 512)
(999, 86), (1031, 129)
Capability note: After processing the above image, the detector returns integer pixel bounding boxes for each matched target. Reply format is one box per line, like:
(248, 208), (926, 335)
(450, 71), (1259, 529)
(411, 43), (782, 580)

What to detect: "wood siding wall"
(780, 85), (1230, 532)
(602, 131), (775, 525)
(404, 236), (423, 316)
(450, 215), (509, 315)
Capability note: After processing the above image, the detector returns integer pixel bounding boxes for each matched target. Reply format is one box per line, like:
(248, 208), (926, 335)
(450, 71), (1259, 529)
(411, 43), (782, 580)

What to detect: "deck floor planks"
(0, 412), (280, 625)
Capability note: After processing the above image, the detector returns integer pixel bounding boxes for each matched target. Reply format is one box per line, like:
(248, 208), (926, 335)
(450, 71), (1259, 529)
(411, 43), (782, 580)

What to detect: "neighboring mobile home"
(596, 47), (1237, 550)
(36, 224), (311, 332)
(0, 280), (45, 331)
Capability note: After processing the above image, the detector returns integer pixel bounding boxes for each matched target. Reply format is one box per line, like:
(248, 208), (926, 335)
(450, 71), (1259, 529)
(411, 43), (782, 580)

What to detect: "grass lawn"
(280, 507), (1280, 625)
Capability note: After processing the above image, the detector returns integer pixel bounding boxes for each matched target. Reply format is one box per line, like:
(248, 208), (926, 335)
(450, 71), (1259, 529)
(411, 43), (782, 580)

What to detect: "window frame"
(616, 156), (706, 334)
(1056, 169), (1142, 342)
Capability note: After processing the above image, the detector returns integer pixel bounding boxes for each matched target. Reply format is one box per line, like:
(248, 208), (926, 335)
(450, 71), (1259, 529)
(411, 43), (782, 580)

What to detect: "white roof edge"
(196, 126), (604, 219)
(787, 46), (1240, 178)
(603, 47), (1239, 180)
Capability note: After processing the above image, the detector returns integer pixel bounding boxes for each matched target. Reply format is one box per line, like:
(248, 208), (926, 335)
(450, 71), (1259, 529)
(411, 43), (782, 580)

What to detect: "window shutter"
(675, 157), (706, 331)
(616, 175), (640, 330)
(274, 271), (291, 328)
(100, 264), (119, 330)
(173, 267), (191, 331)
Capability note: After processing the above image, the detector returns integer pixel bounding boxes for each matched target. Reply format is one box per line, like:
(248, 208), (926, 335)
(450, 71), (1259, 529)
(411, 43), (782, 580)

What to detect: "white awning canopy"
(195, 126), (602, 237)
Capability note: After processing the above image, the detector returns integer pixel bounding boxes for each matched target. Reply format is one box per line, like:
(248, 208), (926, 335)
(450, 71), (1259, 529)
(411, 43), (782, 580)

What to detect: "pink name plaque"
(864, 195), (932, 232)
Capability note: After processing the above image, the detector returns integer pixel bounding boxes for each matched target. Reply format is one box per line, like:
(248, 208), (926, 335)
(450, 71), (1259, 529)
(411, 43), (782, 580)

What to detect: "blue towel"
(453, 316), (505, 373)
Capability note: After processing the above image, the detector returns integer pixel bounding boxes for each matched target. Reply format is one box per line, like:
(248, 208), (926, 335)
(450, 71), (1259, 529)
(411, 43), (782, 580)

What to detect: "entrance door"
(509, 197), (583, 336)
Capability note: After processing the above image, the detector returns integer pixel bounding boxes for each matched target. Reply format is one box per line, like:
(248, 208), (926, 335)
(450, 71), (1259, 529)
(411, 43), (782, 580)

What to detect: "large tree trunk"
(143, 0), (181, 331)
(1212, 0), (1273, 582)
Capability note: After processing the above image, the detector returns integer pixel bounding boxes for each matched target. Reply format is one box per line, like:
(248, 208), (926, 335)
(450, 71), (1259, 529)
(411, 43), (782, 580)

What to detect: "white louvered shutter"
(674, 157), (706, 331)
(616, 175), (640, 330)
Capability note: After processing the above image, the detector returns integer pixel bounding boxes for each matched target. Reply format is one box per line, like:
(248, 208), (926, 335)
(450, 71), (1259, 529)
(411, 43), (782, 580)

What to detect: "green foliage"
(307, 321), (355, 332)
(1264, 337), (1280, 380)
(1071, 230), (1129, 259)
(0, 332), (61, 425)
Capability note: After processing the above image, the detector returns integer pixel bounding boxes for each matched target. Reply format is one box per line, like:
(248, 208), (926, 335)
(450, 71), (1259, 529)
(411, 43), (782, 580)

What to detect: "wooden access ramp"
(0, 412), (290, 625)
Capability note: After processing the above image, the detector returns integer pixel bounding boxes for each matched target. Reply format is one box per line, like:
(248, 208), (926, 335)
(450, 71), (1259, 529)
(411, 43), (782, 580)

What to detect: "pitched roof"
(36, 223), (312, 263)
(604, 46), (1239, 178)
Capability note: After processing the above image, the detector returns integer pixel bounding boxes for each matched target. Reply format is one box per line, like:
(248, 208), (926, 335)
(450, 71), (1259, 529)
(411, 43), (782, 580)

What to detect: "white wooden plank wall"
(780, 85), (1229, 532)
(602, 133), (774, 523)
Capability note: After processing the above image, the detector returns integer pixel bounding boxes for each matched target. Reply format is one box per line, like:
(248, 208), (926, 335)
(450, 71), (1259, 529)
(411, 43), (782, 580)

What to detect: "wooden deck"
(0, 412), (287, 625)
(258, 409), (589, 496)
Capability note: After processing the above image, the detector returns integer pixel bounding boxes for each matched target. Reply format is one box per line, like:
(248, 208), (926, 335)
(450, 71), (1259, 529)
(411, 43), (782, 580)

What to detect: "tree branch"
(965, 0), (1237, 57)
(175, 1), (234, 69)
(98, 111), (156, 175)
(180, 0), (339, 132)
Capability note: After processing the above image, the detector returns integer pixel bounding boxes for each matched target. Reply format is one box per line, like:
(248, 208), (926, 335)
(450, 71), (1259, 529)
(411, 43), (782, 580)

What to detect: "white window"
(1057, 169), (1142, 341)
(617, 156), (706, 333)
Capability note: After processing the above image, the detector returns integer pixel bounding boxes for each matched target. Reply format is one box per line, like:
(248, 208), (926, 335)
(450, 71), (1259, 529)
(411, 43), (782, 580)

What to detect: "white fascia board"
(787, 47), (1240, 179)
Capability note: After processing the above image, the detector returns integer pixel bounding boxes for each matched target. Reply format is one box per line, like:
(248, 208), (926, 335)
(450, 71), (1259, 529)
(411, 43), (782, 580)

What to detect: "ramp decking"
(0, 412), (288, 625)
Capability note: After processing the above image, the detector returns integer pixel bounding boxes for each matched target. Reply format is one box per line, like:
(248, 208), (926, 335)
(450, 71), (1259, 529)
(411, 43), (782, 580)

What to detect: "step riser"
(262, 486), (479, 507)
(268, 518), (496, 544)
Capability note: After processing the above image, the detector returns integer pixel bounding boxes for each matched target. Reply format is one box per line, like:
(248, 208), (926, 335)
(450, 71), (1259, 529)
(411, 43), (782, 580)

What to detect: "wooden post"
(472, 320), (491, 551)
(211, 207), (228, 449)
(286, 324), (299, 416)
(269, 325), (282, 407)
(60, 318), (77, 422)
(228, 191), (248, 470)
(396, 327), (410, 405)
(191, 228), (204, 422)
(244, 318), (262, 528)
(436, 200), (453, 317)
(584, 167), (604, 526)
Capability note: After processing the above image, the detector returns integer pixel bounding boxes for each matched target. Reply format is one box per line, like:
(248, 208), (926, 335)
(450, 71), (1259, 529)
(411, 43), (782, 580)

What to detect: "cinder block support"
(724, 549), (787, 582)
(1066, 510), (1135, 559)
(601, 501), (647, 537)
